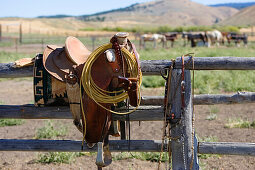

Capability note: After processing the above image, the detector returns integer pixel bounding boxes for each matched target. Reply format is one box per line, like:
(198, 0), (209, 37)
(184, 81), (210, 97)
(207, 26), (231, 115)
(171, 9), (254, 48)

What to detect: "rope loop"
(80, 43), (142, 115)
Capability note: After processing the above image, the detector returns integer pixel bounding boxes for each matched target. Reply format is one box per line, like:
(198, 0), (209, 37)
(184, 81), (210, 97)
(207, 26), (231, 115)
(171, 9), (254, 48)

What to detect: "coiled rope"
(80, 43), (142, 115)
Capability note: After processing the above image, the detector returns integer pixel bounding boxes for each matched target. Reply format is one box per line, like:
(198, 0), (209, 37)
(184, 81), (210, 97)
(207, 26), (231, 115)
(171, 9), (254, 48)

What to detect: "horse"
(139, 33), (166, 49)
(221, 32), (231, 44)
(227, 32), (248, 47)
(164, 33), (178, 48)
(182, 32), (207, 47)
(205, 30), (223, 47)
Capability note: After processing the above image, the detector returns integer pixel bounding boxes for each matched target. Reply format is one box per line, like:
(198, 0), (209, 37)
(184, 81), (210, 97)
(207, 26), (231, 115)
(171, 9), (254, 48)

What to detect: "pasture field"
(1, 39), (255, 94)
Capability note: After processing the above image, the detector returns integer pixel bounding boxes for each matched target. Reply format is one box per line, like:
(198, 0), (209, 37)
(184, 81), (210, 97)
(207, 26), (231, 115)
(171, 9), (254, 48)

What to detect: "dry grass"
(0, 18), (115, 37)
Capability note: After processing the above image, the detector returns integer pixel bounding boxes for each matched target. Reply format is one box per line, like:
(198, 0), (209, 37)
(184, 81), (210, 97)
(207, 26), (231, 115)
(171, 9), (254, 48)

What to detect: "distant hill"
(77, 0), (238, 26)
(37, 15), (72, 18)
(220, 5), (255, 26)
(210, 2), (255, 10)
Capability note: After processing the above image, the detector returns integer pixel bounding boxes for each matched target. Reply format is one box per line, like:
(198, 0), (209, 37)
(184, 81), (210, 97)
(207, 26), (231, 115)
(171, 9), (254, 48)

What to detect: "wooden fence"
(0, 56), (255, 169)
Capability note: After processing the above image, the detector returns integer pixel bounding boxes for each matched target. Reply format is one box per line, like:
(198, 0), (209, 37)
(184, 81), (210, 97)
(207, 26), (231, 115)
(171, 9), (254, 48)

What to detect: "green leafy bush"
(35, 120), (67, 139)
(113, 152), (169, 162)
(206, 113), (217, 121)
(0, 119), (25, 127)
(224, 118), (252, 128)
(37, 152), (85, 164)
(142, 76), (165, 88)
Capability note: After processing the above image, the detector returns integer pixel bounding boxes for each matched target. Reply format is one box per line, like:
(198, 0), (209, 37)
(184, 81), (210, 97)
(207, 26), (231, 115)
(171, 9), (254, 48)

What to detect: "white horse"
(205, 30), (223, 47)
(139, 34), (166, 49)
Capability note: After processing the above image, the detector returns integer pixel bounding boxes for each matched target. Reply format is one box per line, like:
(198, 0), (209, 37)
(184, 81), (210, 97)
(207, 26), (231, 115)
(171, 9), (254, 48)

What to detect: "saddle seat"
(43, 36), (91, 81)
(65, 36), (91, 65)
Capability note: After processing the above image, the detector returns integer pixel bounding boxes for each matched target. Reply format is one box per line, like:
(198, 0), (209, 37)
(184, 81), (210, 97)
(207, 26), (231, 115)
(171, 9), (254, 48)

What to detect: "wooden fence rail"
(0, 139), (254, 156)
(0, 105), (163, 121)
(142, 92), (255, 105)
(198, 142), (255, 156)
(1, 57), (255, 78)
(1, 91), (255, 121)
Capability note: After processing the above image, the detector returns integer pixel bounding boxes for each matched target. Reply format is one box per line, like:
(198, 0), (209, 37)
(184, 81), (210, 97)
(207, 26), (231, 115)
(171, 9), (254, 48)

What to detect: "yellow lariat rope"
(80, 43), (142, 146)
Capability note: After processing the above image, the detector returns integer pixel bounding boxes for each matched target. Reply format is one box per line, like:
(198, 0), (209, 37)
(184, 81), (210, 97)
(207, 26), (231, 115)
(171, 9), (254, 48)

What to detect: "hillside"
(220, 5), (255, 26)
(210, 2), (255, 9)
(79, 0), (238, 26)
(0, 18), (115, 36)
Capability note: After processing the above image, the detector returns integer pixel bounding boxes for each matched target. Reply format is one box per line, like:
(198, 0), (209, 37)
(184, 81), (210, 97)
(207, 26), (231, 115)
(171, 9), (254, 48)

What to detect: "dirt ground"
(0, 79), (254, 170)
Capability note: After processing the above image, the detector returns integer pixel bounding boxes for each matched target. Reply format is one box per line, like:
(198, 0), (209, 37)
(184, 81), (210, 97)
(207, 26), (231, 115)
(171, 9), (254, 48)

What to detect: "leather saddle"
(42, 34), (141, 167)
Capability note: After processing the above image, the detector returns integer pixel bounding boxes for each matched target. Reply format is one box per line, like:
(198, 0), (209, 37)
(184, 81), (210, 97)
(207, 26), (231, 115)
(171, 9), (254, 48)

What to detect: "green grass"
(209, 106), (219, 114)
(35, 120), (67, 139)
(206, 113), (217, 121)
(37, 152), (85, 164)
(113, 152), (169, 163)
(0, 41), (14, 47)
(224, 118), (254, 128)
(142, 76), (165, 88)
(0, 119), (25, 127)
(141, 69), (255, 93)
(198, 135), (218, 143)
(0, 77), (33, 82)
(139, 43), (255, 92)
(205, 106), (219, 120)
(194, 70), (255, 94)
(79, 25), (241, 33)
(0, 51), (33, 63)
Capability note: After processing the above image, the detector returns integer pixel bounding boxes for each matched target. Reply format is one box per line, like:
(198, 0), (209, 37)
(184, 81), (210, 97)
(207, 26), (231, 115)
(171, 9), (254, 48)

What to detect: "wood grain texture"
(193, 92), (255, 105)
(169, 69), (195, 169)
(0, 105), (164, 121)
(1, 92), (254, 120)
(0, 63), (33, 78)
(0, 139), (253, 156)
(199, 142), (255, 156)
(0, 139), (164, 152)
(1, 57), (255, 77)
(141, 92), (255, 105)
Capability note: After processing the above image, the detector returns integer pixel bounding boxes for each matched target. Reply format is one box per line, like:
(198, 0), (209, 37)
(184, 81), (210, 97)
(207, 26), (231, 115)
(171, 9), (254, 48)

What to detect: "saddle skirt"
(40, 34), (141, 145)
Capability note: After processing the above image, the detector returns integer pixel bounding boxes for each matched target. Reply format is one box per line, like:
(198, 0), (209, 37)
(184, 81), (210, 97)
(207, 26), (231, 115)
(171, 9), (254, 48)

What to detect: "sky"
(0, 0), (254, 18)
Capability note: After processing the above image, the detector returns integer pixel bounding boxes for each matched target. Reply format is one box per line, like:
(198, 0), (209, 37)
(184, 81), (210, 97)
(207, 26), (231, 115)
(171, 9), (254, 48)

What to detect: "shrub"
(113, 152), (169, 163)
(35, 120), (67, 139)
(37, 152), (85, 164)
(224, 118), (251, 128)
(0, 119), (25, 127)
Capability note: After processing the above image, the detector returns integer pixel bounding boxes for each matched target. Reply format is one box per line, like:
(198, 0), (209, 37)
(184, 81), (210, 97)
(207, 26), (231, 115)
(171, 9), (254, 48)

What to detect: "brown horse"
(164, 33), (178, 48)
(225, 32), (248, 47)
(182, 32), (207, 47)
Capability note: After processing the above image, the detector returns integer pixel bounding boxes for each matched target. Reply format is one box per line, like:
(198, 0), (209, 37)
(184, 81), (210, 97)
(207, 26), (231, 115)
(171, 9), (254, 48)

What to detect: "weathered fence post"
(19, 23), (22, 44)
(41, 38), (44, 52)
(0, 24), (2, 42)
(169, 69), (198, 170)
(91, 36), (96, 51)
(15, 38), (18, 53)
